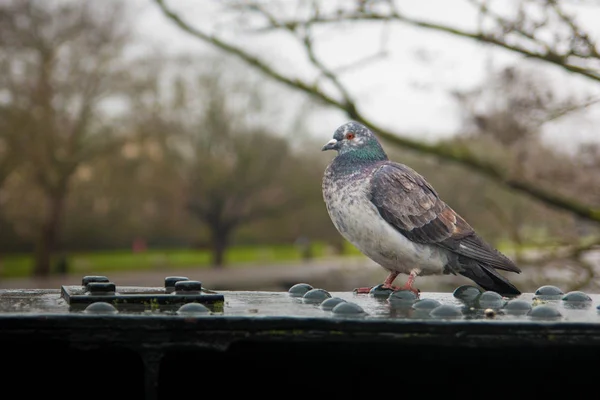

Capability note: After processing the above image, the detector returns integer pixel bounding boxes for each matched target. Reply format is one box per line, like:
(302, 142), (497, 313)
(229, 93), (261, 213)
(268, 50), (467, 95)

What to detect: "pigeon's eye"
(345, 133), (355, 140)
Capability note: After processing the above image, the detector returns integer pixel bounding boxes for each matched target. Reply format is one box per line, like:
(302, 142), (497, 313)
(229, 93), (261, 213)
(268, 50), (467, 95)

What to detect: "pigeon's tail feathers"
(459, 262), (521, 296)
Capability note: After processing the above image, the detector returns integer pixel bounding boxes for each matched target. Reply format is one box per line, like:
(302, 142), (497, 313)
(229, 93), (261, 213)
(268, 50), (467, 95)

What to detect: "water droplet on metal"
(503, 299), (532, 315)
(562, 291), (592, 302)
(84, 302), (118, 314)
(288, 283), (314, 297)
(528, 304), (562, 320)
(332, 302), (366, 315)
(562, 291), (593, 309)
(412, 298), (442, 311)
(302, 288), (331, 304)
(430, 304), (462, 319)
(388, 290), (418, 308)
(477, 291), (505, 309)
(453, 285), (482, 303)
(368, 284), (394, 299)
(320, 297), (346, 311)
(534, 285), (563, 300)
(177, 302), (210, 315)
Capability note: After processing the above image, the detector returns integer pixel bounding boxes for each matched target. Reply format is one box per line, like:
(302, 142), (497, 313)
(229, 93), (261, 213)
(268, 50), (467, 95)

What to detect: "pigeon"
(321, 121), (521, 296)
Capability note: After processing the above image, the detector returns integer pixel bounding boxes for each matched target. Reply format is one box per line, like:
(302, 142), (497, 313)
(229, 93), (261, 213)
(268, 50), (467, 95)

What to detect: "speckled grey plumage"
(322, 121), (521, 295)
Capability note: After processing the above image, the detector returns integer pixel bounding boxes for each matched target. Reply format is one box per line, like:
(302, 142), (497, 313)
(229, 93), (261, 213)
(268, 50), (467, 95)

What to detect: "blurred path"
(4, 252), (596, 293)
(0, 256), (379, 291)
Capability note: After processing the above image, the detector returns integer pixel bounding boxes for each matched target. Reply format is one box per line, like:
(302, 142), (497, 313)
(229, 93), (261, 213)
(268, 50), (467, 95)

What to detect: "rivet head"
(174, 280), (202, 293)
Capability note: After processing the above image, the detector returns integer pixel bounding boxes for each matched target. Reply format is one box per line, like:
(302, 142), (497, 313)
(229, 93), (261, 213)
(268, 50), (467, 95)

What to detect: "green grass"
(0, 242), (334, 279)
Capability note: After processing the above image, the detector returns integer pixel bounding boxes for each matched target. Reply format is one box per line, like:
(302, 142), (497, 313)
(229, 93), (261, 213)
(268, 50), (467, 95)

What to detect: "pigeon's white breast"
(323, 171), (448, 276)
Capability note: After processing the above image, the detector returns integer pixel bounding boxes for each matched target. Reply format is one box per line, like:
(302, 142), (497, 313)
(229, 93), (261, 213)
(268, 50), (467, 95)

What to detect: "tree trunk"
(33, 191), (66, 277)
(210, 228), (230, 269)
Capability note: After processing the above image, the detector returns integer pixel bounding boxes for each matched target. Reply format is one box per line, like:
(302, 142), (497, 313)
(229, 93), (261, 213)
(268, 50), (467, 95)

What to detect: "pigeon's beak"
(321, 139), (339, 151)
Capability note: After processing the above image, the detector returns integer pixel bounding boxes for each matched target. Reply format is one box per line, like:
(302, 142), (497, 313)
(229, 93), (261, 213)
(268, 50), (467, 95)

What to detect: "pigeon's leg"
(396, 269), (421, 296)
(353, 271), (399, 294)
(381, 271), (400, 290)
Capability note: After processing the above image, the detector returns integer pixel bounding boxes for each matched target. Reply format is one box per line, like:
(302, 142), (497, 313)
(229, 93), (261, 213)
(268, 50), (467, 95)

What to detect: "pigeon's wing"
(369, 163), (520, 273)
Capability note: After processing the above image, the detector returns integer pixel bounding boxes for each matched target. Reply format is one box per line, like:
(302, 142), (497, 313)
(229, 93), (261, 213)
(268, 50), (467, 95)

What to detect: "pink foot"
(353, 284), (399, 294)
(396, 283), (420, 298)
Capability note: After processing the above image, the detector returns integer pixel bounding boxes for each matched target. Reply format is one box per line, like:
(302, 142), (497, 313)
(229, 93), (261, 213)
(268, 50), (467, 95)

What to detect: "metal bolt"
(174, 280), (202, 294)
(82, 276), (109, 286)
(86, 282), (116, 295)
(165, 276), (189, 293)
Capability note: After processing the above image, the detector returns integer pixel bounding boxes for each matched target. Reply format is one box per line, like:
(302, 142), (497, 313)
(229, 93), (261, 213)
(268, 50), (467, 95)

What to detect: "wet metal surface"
(0, 284), (599, 322)
(2, 280), (600, 399)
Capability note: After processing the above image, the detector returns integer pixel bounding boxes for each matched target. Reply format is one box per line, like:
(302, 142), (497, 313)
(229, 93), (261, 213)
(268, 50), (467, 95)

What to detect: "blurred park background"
(0, 0), (599, 293)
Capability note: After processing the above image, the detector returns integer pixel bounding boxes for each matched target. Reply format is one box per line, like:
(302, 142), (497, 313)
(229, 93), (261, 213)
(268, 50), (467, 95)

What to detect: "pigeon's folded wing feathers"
(369, 163), (520, 273)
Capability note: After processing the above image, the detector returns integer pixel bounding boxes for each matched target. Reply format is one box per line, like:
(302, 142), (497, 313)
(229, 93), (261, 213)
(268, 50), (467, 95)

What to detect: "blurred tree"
(0, 0), (132, 276)
(184, 72), (313, 267)
(450, 65), (600, 291)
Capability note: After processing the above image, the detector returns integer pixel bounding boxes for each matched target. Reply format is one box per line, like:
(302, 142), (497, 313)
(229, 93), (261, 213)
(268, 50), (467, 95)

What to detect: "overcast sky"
(130, 0), (600, 152)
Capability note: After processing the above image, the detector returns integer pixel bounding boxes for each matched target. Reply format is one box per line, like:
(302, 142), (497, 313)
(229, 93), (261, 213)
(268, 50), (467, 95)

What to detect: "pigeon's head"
(322, 121), (387, 159)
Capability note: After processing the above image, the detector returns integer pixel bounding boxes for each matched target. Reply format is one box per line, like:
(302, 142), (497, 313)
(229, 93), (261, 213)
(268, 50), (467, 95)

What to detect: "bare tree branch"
(251, 2), (600, 82)
(543, 96), (600, 122)
(155, 0), (600, 224)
